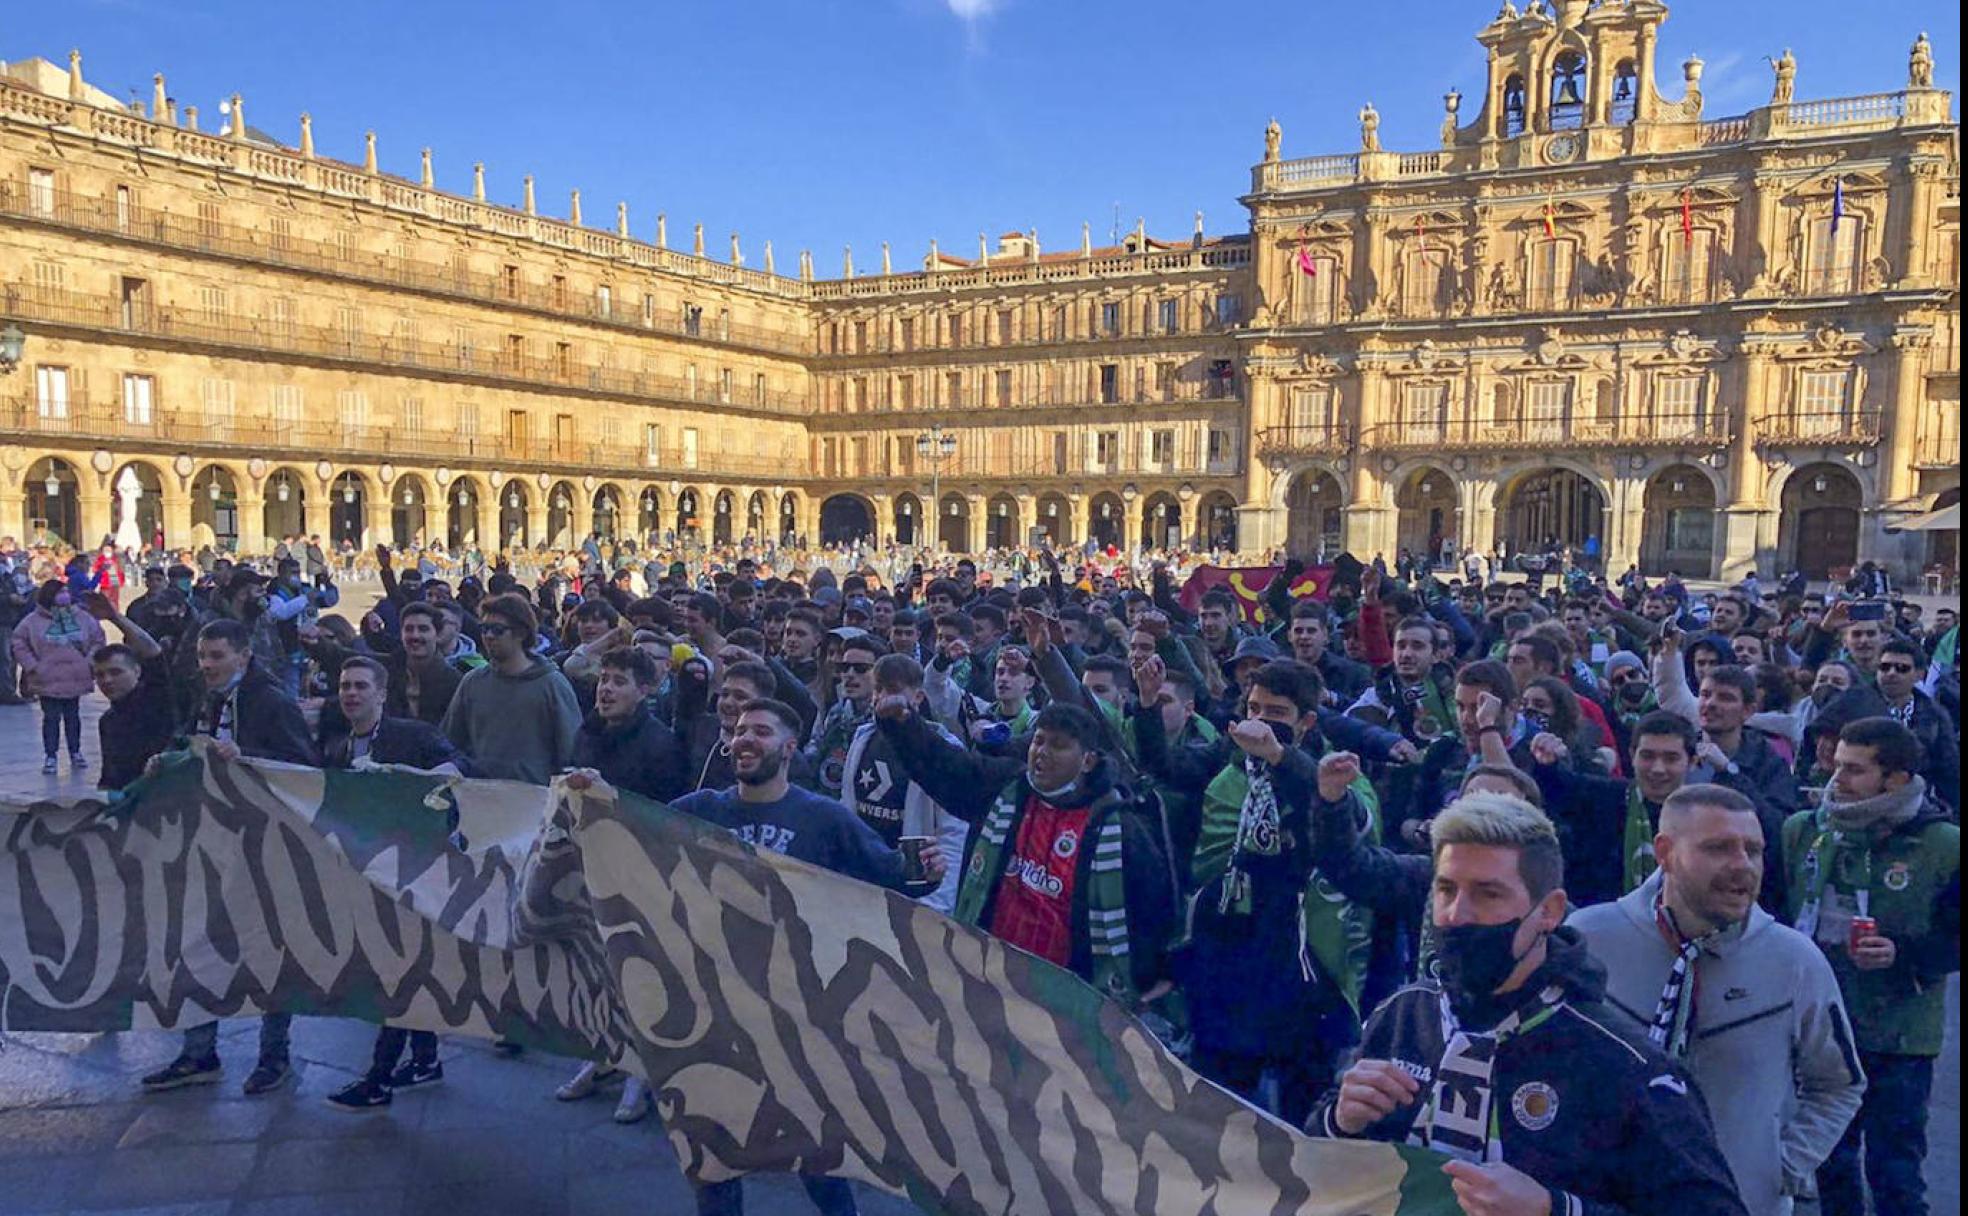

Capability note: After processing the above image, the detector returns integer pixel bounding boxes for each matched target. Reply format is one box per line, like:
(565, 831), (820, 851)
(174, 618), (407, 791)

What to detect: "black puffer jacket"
(1309, 930), (1748, 1216)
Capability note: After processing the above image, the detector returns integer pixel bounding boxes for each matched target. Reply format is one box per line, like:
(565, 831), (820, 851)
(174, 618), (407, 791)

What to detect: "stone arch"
(495, 478), (531, 550)
(1087, 491), (1124, 550)
(111, 459), (167, 552)
(190, 463), (242, 551)
(712, 489), (737, 546)
(1033, 492), (1072, 547)
(1394, 465), (1459, 561)
(1198, 490), (1239, 551)
(1639, 463), (1720, 578)
(938, 493), (972, 552)
(986, 493), (1021, 550)
(262, 465), (309, 546)
(391, 472), (433, 549)
(1493, 462), (1610, 568)
(634, 483), (662, 541)
(745, 490), (770, 540)
(446, 475), (486, 550)
(1777, 463), (1863, 580)
(24, 455), (83, 548)
(1141, 491), (1182, 551)
(821, 493), (876, 546)
(892, 492), (925, 546)
(329, 469), (371, 549)
(591, 482), (625, 541)
(1284, 468), (1344, 559)
(546, 479), (579, 548)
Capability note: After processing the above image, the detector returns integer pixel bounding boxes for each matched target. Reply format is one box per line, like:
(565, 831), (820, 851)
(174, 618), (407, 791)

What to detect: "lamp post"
(915, 425), (957, 547)
(0, 321), (25, 375)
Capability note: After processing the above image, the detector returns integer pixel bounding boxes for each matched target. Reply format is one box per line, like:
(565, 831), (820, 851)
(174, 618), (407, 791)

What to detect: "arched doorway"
(675, 489), (700, 541)
(1285, 469), (1343, 560)
(745, 491), (769, 541)
(892, 493), (922, 546)
(546, 481), (577, 548)
(1496, 468), (1606, 568)
(1142, 493), (1182, 551)
(1034, 493), (1072, 547)
(191, 464), (240, 551)
(1088, 492), (1124, 550)
(1779, 463), (1862, 580)
(26, 457), (82, 548)
(330, 472), (367, 548)
(447, 478), (483, 550)
(820, 494), (873, 546)
(112, 462), (165, 551)
(939, 494), (971, 552)
(712, 490), (736, 545)
(986, 494), (1020, 550)
(263, 468), (306, 546)
(499, 480), (531, 549)
(636, 487), (661, 542)
(1639, 465), (1717, 578)
(778, 492), (799, 544)
(392, 474), (430, 548)
(1395, 467), (1458, 563)
(592, 484), (622, 542)
(1199, 491), (1239, 551)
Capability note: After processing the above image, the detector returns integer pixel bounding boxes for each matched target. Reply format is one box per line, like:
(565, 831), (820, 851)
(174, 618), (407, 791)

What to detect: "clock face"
(1546, 134), (1580, 164)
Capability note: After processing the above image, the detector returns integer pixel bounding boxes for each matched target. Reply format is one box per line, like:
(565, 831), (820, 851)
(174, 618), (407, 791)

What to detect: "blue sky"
(17, 0), (1960, 268)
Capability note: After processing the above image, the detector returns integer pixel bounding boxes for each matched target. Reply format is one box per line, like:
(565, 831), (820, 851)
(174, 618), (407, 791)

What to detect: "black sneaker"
(242, 1060), (291, 1095)
(325, 1077), (393, 1112)
(388, 1059), (443, 1090)
(140, 1056), (221, 1092)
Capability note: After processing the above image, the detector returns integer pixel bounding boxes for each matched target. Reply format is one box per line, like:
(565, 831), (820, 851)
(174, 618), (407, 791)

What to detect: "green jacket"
(1782, 798), (1960, 1056)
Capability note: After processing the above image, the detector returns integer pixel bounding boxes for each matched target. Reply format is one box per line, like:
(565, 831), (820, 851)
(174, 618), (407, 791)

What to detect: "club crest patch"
(1883, 862), (1911, 891)
(1511, 1082), (1559, 1131)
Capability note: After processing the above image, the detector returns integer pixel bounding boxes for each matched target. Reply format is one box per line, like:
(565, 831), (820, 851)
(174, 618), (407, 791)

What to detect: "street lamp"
(0, 322), (25, 374)
(915, 426), (957, 545)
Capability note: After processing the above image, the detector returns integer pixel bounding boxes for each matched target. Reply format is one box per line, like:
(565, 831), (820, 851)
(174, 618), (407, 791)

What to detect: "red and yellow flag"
(1177, 564), (1333, 623)
(1542, 192), (1556, 237)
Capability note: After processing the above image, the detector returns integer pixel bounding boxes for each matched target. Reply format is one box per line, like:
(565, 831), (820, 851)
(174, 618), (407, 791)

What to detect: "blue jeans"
(1817, 1050), (1932, 1216)
(181, 1013), (292, 1066)
(695, 1177), (857, 1216)
(39, 695), (81, 757)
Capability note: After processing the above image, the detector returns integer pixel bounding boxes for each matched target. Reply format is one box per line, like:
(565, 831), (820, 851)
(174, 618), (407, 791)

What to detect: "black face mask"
(1617, 681), (1651, 706)
(1433, 918), (1527, 1010)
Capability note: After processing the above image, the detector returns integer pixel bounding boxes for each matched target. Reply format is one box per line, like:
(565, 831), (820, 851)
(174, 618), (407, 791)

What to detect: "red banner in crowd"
(1177, 564), (1333, 622)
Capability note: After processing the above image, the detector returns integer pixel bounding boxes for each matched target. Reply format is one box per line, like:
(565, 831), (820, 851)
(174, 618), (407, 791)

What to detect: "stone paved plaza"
(0, 689), (1956, 1216)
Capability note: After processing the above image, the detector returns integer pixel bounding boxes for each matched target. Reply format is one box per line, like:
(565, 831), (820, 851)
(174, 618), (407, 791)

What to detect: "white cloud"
(945, 0), (998, 20)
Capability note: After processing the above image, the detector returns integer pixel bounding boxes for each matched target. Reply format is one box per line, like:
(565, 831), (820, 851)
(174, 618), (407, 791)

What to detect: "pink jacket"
(10, 605), (105, 699)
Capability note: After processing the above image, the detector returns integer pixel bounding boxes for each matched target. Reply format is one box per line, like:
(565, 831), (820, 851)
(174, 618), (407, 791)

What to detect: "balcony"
(808, 388), (1241, 427)
(810, 318), (1241, 362)
(0, 395), (800, 482)
(1753, 407), (1886, 448)
(0, 182), (810, 358)
(806, 242), (1250, 303)
(0, 284), (810, 417)
(1255, 423), (1350, 459)
(1914, 413), (1959, 469)
(1361, 411), (1729, 452)
(824, 444), (1240, 485)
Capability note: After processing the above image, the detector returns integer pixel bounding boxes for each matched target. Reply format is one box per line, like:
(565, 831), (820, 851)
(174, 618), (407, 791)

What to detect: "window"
(1807, 215), (1863, 295)
(457, 401), (478, 439)
(120, 374), (153, 425)
(900, 317), (916, 351)
(1158, 299), (1180, 334)
(1295, 255), (1340, 324)
(644, 424), (663, 464)
(642, 292), (656, 327)
(1402, 383), (1449, 443)
(1094, 431), (1120, 469)
(1291, 386), (1335, 434)
(1156, 363), (1176, 399)
(115, 184), (133, 233)
(995, 369), (1013, 407)
(32, 259), (64, 293)
(1655, 375), (1704, 436)
(1099, 364), (1119, 404)
(1051, 306), (1069, 340)
(719, 368), (733, 403)
(853, 378), (869, 412)
(333, 305), (362, 343)
(899, 375), (917, 410)
(28, 167), (55, 216)
(854, 320), (868, 352)
(717, 309), (730, 341)
(1208, 428), (1234, 467)
(1215, 294), (1242, 326)
(754, 373), (767, 405)
(270, 385), (303, 430)
(550, 275), (568, 308)
(332, 230), (357, 262)
(34, 366), (69, 419)
(1798, 370), (1850, 434)
(501, 265), (520, 299)
(200, 377), (236, 424)
(598, 415), (620, 447)
(1662, 229), (1715, 304)
(997, 309), (1014, 344)
(264, 294), (294, 338)
(1403, 247), (1453, 317)
(683, 303), (703, 337)
(945, 371), (963, 407)
(195, 202), (223, 242)
(1150, 430), (1176, 466)
(686, 364), (699, 398)
(681, 428), (700, 468)
(596, 284), (612, 318)
(265, 215), (291, 253)
(946, 313), (964, 347)
(1207, 359), (1236, 398)
(401, 396), (424, 433)
(505, 333), (525, 365)
(453, 324), (474, 368)
(1526, 380), (1571, 439)
(555, 341), (572, 379)
(337, 389), (368, 431)
(504, 409), (529, 447)
(200, 286), (230, 322)
(1527, 238), (1575, 310)
(1100, 301), (1122, 335)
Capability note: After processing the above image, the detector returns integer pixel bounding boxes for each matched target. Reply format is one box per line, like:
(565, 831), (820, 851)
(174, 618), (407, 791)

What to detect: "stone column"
(302, 494), (330, 546)
(570, 493), (595, 546)
(526, 503), (550, 548)
(0, 488), (23, 544)
(161, 487), (192, 552)
(364, 493), (393, 550)
(1069, 495), (1090, 549)
(237, 490), (267, 555)
(77, 489), (114, 551)
(1719, 341), (1773, 580)
(1604, 474), (1646, 575)
(1883, 331), (1931, 504)
(1896, 161), (1940, 287)
(1120, 500), (1141, 553)
(966, 494), (987, 554)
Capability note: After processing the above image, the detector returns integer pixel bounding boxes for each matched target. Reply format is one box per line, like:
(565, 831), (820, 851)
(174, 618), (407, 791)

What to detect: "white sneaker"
(555, 1061), (619, 1102)
(613, 1077), (651, 1124)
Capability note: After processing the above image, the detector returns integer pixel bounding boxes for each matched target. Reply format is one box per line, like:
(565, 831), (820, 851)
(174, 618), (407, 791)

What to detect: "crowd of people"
(2, 529), (1959, 1216)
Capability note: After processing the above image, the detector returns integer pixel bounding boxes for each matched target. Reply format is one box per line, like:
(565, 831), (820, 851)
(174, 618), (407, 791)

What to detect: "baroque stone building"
(0, 0), (1958, 581)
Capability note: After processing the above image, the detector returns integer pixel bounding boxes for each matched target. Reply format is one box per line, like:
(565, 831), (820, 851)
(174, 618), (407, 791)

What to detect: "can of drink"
(1848, 915), (1878, 953)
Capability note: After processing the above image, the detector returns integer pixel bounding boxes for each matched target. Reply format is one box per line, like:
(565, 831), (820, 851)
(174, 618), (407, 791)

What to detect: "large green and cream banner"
(0, 746), (1454, 1215)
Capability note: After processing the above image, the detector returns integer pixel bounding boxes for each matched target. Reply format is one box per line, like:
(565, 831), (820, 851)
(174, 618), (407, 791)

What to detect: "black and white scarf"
(1648, 899), (1720, 1059)
(1408, 985), (1566, 1164)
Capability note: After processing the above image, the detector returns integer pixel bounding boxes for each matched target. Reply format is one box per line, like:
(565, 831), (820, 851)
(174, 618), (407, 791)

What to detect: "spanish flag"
(1542, 191), (1557, 237)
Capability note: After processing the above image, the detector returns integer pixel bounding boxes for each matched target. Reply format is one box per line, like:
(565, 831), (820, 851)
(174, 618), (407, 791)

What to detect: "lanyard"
(1800, 827), (1872, 926)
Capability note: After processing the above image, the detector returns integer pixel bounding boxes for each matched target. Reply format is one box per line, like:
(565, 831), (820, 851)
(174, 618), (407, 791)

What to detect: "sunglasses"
(1876, 661), (1916, 673)
(479, 622), (514, 638)
(836, 661), (874, 674)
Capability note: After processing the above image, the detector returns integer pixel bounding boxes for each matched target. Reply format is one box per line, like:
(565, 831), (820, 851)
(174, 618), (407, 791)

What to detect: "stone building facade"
(0, 0), (1958, 581)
